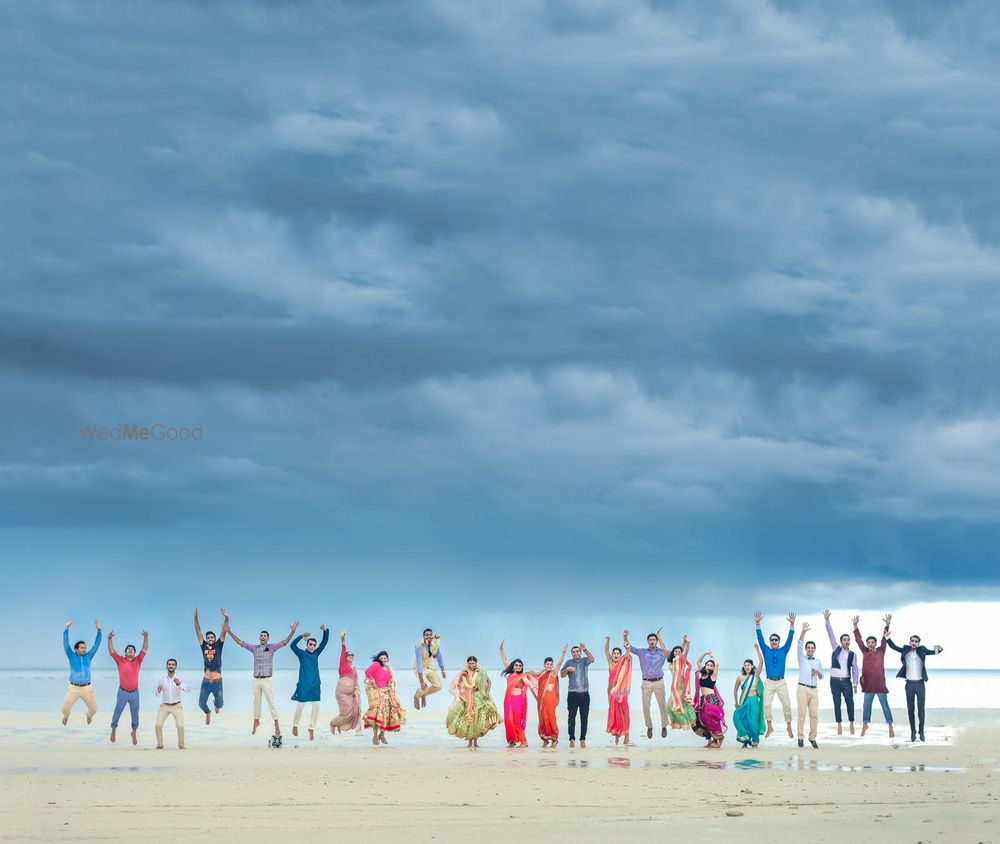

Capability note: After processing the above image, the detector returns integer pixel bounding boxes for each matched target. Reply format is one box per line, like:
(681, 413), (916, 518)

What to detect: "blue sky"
(3, 1), (999, 668)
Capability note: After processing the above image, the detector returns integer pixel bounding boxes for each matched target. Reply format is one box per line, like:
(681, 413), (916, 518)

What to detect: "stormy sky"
(3, 1), (999, 667)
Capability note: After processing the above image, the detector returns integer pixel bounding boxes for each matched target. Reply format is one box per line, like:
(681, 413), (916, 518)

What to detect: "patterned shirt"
(241, 641), (286, 677)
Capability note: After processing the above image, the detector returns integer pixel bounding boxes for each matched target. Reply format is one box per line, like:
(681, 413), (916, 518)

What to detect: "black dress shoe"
(661, 727), (668, 738)
(810, 740), (819, 749)
(647, 727), (653, 739)
(919, 731), (925, 742)
(797, 739), (804, 747)
(910, 732), (917, 742)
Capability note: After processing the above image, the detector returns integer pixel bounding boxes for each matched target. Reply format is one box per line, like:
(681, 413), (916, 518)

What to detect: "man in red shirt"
(852, 614), (894, 738)
(108, 629), (149, 745)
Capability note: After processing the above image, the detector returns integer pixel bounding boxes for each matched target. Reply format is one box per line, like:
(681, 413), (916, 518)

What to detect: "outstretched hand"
(65, 620), (73, 629)
(141, 629), (149, 637)
(787, 612), (796, 626)
(290, 621), (299, 631)
(94, 620), (102, 631)
(801, 621), (811, 633)
(883, 613), (892, 627)
(320, 624), (328, 632)
(851, 615), (860, 627)
(753, 612), (763, 625)
(340, 629), (347, 641)
(822, 609), (831, 621)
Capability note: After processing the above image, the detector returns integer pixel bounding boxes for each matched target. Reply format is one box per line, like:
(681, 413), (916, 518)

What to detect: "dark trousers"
(567, 691), (590, 740)
(830, 677), (855, 723)
(199, 678), (224, 714)
(905, 679), (926, 734)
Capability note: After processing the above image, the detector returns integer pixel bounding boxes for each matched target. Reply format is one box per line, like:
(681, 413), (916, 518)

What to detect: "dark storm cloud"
(2, 0), (1000, 611)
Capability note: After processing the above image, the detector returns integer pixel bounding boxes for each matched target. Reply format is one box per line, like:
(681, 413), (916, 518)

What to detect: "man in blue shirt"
(61, 619), (102, 725)
(754, 611), (796, 739)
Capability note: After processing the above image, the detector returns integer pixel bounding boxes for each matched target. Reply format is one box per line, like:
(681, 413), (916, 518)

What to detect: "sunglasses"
(346, 652), (355, 657)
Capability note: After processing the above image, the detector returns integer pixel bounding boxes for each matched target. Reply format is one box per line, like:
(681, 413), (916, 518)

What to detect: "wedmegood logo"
(79, 424), (204, 442)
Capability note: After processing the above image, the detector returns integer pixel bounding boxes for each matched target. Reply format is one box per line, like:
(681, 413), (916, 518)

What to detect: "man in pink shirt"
(107, 628), (149, 745)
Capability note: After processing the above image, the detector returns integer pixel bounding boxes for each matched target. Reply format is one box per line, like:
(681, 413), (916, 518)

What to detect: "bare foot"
(293, 726), (299, 737)
(519, 741), (528, 747)
(309, 729), (314, 741)
(62, 716), (68, 726)
(849, 722), (855, 735)
(179, 746), (186, 750)
(205, 712), (211, 725)
(580, 740), (586, 748)
(473, 739), (479, 749)
(156, 745), (164, 750)
(861, 723), (869, 737)
(86, 714), (94, 725)
(615, 735), (620, 745)
(785, 722), (793, 738)
(131, 729), (137, 746)
(551, 739), (558, 747)
(413, 692), (420, 709)
(569, 739), (575, 748)
(765, 722), (773, 738)
(837, 723), (843, 735)
(541, 738), (549, 747)
(378, 732), (388, 745)
(888, 725), (895, 738)
(372, 731), (379, 746)
(252, 719), (260, 734)
(110, 729), (116, 743)
(330, 721), (336, 735)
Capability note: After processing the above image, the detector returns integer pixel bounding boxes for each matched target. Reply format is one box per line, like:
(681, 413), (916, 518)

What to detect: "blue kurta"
(290, 629), (329, 702)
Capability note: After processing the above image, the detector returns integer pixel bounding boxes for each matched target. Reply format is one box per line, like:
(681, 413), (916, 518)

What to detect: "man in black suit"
(886, 634), (943, 742)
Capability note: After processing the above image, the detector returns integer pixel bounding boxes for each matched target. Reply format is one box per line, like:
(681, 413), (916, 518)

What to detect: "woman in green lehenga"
(446, 656), (502, 749)
(732, 643), (766, 748)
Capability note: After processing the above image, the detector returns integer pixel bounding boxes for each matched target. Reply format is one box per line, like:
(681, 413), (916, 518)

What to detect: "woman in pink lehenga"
(604, 636), (632, 745)
(691, 651), (726, 748)
(329, 629), (363, 735)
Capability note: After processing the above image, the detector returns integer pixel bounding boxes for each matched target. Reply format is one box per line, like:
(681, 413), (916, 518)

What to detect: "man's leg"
(262, 678), (280, 733)
(61, 685), (80, 723)
(831, 678), (843, 724)
(175, 706), (186, 749)
(652, 679), (668, 732)
(253, 678), (263, 720)
(111, 688), (128, 733)
(641, 681), (654, 730)
(82, 685), (98, 722)
(199, 680), (212, 715)
(309, 701), (320, 731)
(214, 680), (224, 711)
(762, 679), (776, 734)
(905, 681), (917, 737)
(796, 685), (807, 740)
(808, 688), (819, 742)
(293, 702), (305, 728)
(423, 668), (442, 699)
(155, 704), (168, 748)
(844, 682), (855, 726)
(579, 692), (590, 742)
(877, 693), (893, 725)
(776, 681), (793, 735)
(567, 692), (579, 741)
(862, 692), (874, 727)
(915, 681), (926, 737)
(128, 691), (140, 731)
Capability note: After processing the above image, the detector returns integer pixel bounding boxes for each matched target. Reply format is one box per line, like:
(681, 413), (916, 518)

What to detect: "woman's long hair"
(502, 658), (524, 677)
(370, 650), (389, 663)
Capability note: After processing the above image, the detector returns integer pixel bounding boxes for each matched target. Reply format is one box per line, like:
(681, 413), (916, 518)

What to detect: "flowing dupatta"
(608, 653), (632, 699)
(670, 654), (692, 713)
(449, 667), (489, 719)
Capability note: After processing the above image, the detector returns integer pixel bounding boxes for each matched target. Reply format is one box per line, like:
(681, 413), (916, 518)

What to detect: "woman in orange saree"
(605, 636), (632, 745)
(498, 640), (538, 747)
(534, 644), (568, 747)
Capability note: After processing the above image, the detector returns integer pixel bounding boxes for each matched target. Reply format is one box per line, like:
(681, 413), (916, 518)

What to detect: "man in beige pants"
(625, 629), (670, 738)
(413, 628), (446, 709)
(228, 621), (298, 743)
(155, 659), (189, 749)
(795, 622), (823, 748)
(61, 619), (102, 725)
(754, 612), (796, 738)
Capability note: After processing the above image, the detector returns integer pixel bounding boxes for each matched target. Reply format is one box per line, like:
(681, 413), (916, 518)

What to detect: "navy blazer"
(886, 639), (942, 682)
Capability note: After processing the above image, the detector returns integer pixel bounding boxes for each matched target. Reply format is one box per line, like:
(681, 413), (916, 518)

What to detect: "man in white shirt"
(155, 659), (189, 749)
(796, 622), (824, 749)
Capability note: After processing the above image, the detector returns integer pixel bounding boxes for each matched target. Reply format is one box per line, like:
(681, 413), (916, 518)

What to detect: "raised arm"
(655, 626), (667, 654)
(754, 613), (766, 651)
(228, 626), (246, 648)
(280, 621), (300, 647)
(624, 629), (639, 657)
(63, 623), (73, 657)
(755, 642), (764, 677)
(194, 608), (204, 644)
(218, 608), (230, 643)
(781, 613), (796, 653)
(581, 642), (595, 665)
(682, 634), (690, 657)
(290, 634), (305, 654)
(852, 615), (864, 650)
(499, 640), (509, 669)
(316, 626), (330, 655)
(710, 657), (719, 681)
(823, 610), (837, 650)
(90, 621), (102, 656)
(733, 674), (742, 707)
(604, 636), (612, 664)
(886, 637), (904, 653)
(107, 629), (116, 657)
(140, 629), (149, 655)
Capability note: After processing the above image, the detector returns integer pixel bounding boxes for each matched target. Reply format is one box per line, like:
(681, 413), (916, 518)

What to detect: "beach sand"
(2, 709), (997, 843)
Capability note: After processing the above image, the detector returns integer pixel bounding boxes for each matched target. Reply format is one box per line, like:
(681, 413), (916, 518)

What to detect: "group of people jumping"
(60, 609), (943, 751)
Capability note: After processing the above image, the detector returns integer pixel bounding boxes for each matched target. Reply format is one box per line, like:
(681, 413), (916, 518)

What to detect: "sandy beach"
(2, 708), (997, 843)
